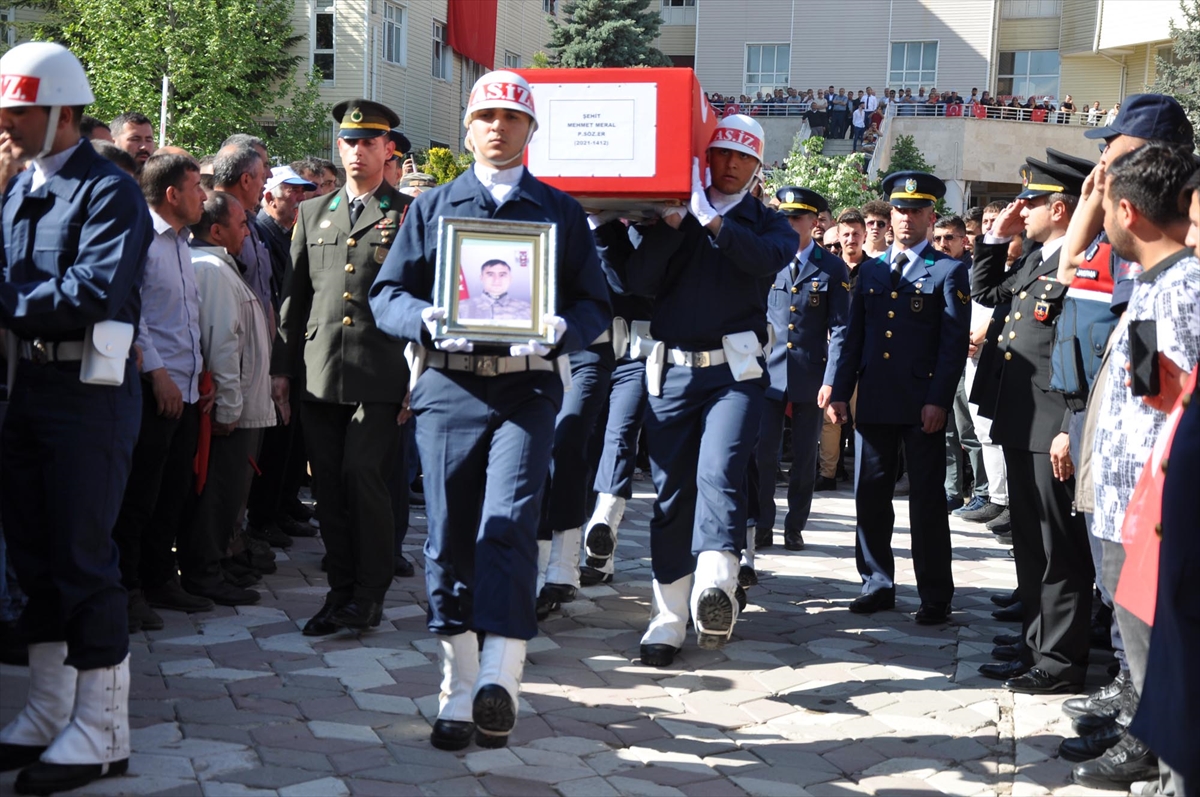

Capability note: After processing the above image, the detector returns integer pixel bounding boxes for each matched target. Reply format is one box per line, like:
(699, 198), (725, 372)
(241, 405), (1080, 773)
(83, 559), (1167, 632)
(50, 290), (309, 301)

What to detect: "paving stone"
(278, 777), (351, 797)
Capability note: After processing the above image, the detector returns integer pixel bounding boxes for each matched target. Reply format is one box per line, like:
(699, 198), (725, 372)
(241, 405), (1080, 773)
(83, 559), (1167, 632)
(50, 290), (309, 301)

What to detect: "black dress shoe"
(331, 600), (383, 630)
(849, 589), (895, 614)
(735, 584), (747, 612)
(1005, 667), (1077, 695)
(536, 583), (577, 621)
(1072, 735), (1159, 789)
(579, 565), (613, 586)
(914, 602), (951, 625)
(991, 643), (1024, 661)
(738, 565), (758, 587)
(996, 532), (1014, 546)
(992, 601), (1023, 622)
(143, 579), (215, 613)
(783, 530), (805, 551)
(640, 643), (679, 667)
(277, 515), (318, 538)
(585, 523), (616, 559)
(1059, 721), (1125, 762)
(14, 758), (129, 795)
(473, 684), (516, 748)
(985, 505), (1011, 531)
(754, 527), (774, 548)
(394, 555), (414, 578)
(247, 522), (293, 549)
(1063, 671), (1128, 719)
(303, 594), (351, 637)
(979, 660), (1029, 681)
(188, 579), (261, 607)
(814, 476), (838, 491)
(0, 742), (45, 772)
(990, 590), (1019, 608)
(992, 633), (1021, 646)
(430, 719), (475, 751)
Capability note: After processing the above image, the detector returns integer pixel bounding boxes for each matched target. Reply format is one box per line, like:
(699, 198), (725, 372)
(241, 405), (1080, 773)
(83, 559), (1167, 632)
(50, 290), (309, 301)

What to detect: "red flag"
(446, 0), (497, 70)
(193, 371), (213, 494)
(458, 268), (470, 300)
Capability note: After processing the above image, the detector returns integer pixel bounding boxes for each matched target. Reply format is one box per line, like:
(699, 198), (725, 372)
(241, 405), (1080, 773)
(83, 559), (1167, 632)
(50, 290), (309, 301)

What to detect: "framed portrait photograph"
(433, 217), (557, 345)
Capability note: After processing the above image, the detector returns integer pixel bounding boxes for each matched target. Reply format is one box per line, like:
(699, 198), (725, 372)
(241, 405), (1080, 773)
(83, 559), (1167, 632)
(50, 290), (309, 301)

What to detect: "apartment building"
(654, 0), (1183, 108)
(290, 0), (556, 157)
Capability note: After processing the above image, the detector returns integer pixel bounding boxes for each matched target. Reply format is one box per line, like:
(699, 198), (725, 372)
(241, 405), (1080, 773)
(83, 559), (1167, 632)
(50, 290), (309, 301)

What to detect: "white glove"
(660, 205), (686, 222)
(587, 210), (622, 229)
(511, 340), (553, 357)
(688, 157), (719, 227)
(542, 313), (567, 345)
(434, 337), (473, 353)
(421, 306), (446, 339)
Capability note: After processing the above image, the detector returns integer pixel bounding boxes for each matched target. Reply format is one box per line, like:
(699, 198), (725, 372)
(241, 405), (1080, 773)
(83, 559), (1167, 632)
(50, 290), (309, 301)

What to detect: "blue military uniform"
(369, 165), (611, 642)
(831, 171), (969, 619)
(0, 139), (152, 670)
(756, 187), (849, 553)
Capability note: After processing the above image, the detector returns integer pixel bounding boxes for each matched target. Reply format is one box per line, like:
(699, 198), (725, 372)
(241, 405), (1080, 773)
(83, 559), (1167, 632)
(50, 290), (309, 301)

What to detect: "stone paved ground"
(0, 478), (1127, 797)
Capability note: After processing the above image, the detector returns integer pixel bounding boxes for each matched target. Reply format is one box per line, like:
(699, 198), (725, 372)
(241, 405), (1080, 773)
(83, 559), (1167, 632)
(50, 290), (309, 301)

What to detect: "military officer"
(273, 99), (413, 636)
(828, 171), (970, 625)
(754, 187), (849, 558)
(369, 70), (611, 751)
(0, 42), (152, 794)
(970, 156), (1093, 693)
(594, 114), (798, 667)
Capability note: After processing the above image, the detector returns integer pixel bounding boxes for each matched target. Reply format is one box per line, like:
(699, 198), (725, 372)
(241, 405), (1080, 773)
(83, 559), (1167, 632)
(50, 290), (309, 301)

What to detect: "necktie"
(789, 256), (800, 282)
(891, 251), (908, 289)
(349, 197), (364, 227)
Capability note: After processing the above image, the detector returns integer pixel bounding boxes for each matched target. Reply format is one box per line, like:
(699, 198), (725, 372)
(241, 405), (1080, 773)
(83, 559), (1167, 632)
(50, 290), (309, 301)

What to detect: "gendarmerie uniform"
(971, 157), (1092, 689)
(831, 171), (969, 621)
(275, 99), (414, 634)
(594, 113), (798, 665)
(756, 187), (849, 554)
(369, 70), (611, 750)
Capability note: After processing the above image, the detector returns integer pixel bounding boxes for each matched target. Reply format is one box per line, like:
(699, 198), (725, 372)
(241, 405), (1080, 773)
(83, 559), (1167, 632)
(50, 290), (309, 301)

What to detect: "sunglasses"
(932, 234), (959, 242)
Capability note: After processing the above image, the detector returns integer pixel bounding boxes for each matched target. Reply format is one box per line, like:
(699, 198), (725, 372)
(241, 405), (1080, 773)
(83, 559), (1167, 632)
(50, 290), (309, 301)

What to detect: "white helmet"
(463, 70), (537, 130)
(708, 114), (765, 164)
(0, 42), (94, 109)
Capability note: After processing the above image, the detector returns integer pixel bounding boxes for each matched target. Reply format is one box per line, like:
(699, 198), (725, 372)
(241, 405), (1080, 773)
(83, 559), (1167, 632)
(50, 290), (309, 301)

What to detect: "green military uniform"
(274, 98), (414, 633)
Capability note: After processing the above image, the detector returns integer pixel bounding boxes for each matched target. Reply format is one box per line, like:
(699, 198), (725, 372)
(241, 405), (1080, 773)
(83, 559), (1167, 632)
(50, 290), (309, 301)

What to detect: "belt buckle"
(474, 355), (499, 377)
(693, 350), (710, 368)
(31, 339), (48, 365)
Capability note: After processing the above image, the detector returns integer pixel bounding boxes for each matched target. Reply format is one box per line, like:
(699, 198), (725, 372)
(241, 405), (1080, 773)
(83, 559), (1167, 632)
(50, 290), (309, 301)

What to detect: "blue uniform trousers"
(539, 346), (615, 538)
(593, 359), (648, 499)
(1, 359), (140, 670)
(645, 363), (766, 585)
(414, 367), (561, 640)
(854, 422), (954, 604)
(755, 399), (823, 536)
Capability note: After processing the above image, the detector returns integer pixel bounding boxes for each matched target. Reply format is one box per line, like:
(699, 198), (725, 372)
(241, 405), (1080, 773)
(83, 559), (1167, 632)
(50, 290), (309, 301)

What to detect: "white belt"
(425, 350), (554, 377)
(18, 339), (85, 363)
(668, 347), (726, 368)
(591, 330), (612, 345)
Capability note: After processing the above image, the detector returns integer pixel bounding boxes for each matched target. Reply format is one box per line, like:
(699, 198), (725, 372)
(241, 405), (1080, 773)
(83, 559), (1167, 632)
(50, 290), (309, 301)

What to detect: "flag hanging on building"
(447, 0), (497, 70)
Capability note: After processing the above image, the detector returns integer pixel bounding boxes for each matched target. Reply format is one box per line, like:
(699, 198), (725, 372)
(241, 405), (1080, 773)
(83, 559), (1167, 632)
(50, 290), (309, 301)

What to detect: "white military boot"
(431, 633), (480, 751)
(639, 574), (693, 667)
(472, 636), (526, 748)
(534, 539), (552, 594)
(16, 654), (130, 794)
(0, 642), (76, 772)
(537, 528), (582, 620)
(691, 550), (740, 650)
(582, 494), (625, 586)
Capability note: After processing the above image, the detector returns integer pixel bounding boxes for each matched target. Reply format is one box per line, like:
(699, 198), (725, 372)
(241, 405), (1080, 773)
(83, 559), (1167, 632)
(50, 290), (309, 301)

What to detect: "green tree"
(1154, 0), (1200, 150)
(421, 148), (474, 185)
(14, 0), (330, 159)
(547, 0), (673, 68)
(879, 134), (947, 214)
(767, 135), (877, 215)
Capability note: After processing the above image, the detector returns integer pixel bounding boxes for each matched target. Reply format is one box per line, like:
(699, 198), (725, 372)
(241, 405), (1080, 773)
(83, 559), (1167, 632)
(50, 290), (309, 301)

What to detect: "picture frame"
(433, 217), (557, 345)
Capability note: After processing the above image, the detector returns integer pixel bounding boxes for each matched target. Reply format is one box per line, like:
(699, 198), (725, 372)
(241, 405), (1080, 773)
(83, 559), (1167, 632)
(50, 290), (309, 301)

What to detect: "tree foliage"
(421, 148), (474, 185)
(879, 134), (947, 214)
(1154, 0), (1200, 151)
(13, 0), (330, 161)
(767, 135), (877, 215)
(547, 0), (673, 68)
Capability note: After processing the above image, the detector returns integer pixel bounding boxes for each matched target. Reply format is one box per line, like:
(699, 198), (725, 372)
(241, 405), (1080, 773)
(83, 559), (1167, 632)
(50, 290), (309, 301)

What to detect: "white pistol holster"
(80, 320), (134, 386)
(645, 341), (667, 396)
(722, 330), (763, 382)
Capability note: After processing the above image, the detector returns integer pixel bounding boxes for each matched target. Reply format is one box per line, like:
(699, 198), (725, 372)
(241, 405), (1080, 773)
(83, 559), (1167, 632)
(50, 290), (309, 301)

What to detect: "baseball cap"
(1084, 93), (1195, 146)
(265, 165), (316, 194)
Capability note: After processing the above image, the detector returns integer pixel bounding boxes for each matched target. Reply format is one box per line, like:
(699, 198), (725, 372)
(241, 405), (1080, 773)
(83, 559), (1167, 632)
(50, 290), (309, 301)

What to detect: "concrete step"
(822, 137), (855, 156)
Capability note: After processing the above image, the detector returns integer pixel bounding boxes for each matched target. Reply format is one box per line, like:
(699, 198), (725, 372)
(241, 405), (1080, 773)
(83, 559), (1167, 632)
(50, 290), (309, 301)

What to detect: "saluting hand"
(991, 200), (1026, 239)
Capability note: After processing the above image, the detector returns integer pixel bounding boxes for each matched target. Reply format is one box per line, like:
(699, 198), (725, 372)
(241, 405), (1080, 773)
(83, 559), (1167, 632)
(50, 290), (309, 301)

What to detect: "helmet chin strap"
(465, 121), (537, 170)
(37, 105), (62, 160)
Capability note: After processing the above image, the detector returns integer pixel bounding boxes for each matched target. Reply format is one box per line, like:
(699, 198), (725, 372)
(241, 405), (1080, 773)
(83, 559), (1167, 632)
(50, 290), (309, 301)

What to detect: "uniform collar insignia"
(329, 194), (341, 211)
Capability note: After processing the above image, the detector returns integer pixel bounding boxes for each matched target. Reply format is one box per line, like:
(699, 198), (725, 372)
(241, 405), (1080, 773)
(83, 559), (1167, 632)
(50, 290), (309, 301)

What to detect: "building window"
(504, 51), (521, 69)
(461, 58), (483, 112)
(997, 50), (1060, 101)
(383, 2), (406, 66)
(432, 20), (451, 80)
(745, 44), (790, 96)
(313, 1), (335, 83)
(888, 41), (937, 90)
(661, 0), (696, 25)
(543, 0), (556, 14)
(1000, 0), (1062, 18)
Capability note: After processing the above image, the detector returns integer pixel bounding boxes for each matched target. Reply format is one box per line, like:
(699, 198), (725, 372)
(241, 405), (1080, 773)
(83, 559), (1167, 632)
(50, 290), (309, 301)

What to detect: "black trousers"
(853, 422), (954, 604)
(111, 392), (199, 590)
(1005, 449), (1093, 682)
(246, 411), (294, 528)
(302, 400), (400, 604)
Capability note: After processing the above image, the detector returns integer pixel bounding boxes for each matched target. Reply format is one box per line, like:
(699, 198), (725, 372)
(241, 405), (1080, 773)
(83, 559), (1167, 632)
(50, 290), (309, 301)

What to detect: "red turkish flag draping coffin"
(514, 68), (718, 215)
